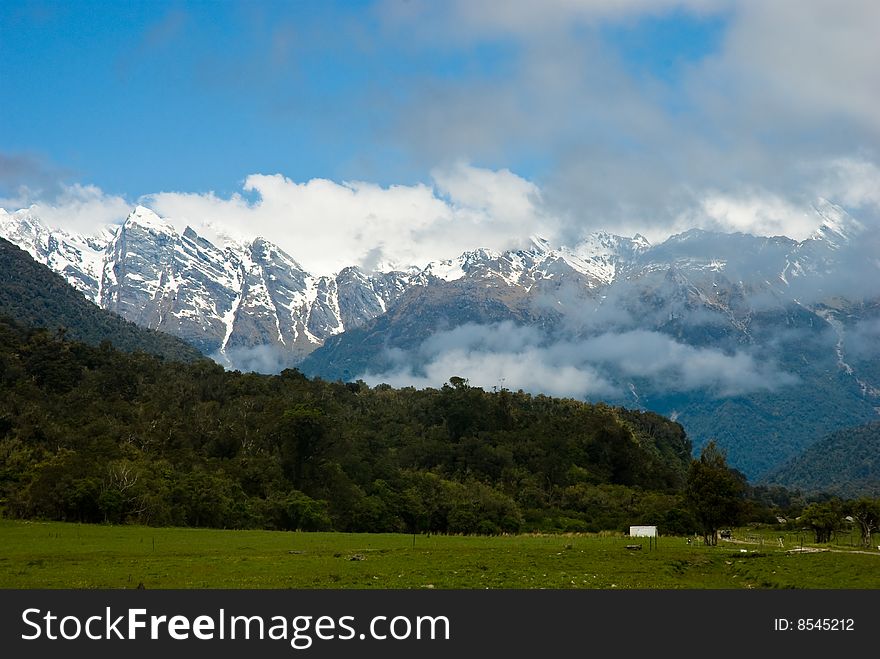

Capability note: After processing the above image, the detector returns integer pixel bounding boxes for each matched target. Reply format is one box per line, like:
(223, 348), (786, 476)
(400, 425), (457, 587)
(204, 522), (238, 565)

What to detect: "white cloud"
(662, 156), (880, 241)
(381, 0), (726, 39)
(702, 0), (880, 135)
(363, 322), (617, 397)
(574, 329), (798, 397)
(817, 157), (880, 211)
(5, 184), (131, 235)
(367, 348), (616, 399)
(8, 3), (880, 261)
(3, 158), (873, 274)
(146, 163), (555, 275)
(432, 162), (545, 228)
(683, 191), (815, 239)
(377, 0), (880, 241)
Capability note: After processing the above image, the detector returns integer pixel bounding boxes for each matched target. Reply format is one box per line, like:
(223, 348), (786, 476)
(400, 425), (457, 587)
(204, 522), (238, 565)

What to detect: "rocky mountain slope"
(1, 205), (412, 368)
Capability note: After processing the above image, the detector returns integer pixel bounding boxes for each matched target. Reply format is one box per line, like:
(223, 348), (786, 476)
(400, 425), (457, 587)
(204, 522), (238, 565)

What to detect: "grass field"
(1, 519), (877, 589)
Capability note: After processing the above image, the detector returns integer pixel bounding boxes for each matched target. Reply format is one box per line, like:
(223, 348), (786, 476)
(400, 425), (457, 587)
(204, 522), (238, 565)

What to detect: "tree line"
(0, 316), (877, 545)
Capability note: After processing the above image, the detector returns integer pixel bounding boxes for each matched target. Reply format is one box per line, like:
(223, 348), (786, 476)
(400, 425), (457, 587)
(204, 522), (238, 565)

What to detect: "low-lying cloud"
(213, 345), (297, 375)
(361, 322), (797, 399)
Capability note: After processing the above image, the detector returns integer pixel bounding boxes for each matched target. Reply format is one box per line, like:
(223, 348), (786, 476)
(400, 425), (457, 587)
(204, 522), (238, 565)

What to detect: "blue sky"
(0, 1), (727, 196)
(1, 0), (879, 271)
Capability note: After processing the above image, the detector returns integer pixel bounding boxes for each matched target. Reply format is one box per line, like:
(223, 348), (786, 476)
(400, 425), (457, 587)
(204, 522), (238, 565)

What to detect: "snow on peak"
(250, 236), (307, 272)
(529, 235), (553, 253)
(810, 198), (864, 245)
(632, 233), (651, 250)
(423, 257), (466, 282)
(461, 247), (501, 264)
(125, 205), (175, 234)
(572, 231), (644, 259)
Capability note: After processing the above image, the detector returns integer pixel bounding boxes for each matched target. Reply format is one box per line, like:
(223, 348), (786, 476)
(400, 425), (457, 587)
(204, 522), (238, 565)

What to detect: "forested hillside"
(0, 317), (693, 534)
(766, 421), (880, 497)
(0, 238), (202, 362)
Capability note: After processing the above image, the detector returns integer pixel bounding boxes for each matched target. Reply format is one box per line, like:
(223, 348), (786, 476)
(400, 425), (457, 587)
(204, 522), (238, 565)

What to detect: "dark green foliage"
(0, 238), (202, 362)
(685, 441), (747, 545)
(303, 284), (880, 482)
(0, 316), (694, 533)
(765, 421), (880, 498)
(801, 499), (844, 543)
(801, 498), (879, 547)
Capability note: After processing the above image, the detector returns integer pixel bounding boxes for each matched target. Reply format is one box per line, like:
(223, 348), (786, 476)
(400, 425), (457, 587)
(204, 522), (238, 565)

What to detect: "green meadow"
(2, 520), (878, 589)
(0, 520), (880, 589)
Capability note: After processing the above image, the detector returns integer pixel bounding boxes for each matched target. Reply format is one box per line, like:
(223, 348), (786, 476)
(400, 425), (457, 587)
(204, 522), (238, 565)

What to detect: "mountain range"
(2, 199), (878, 478)
(0, 205), (411, 367)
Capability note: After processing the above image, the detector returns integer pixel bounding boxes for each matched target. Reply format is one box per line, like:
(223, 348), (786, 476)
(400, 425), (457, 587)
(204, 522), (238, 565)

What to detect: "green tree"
(685, 441), (746, 545)
(801, 500), (844, 543)
(847, 498), (879, 548)
(279, 404), (327, 489)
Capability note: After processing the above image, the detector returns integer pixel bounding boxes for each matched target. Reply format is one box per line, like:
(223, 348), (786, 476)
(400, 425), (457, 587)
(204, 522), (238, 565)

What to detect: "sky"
(2, 0), (879, 274)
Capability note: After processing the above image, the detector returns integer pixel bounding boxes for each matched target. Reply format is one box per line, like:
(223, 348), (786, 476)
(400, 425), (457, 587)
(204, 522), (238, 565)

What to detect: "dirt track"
(721, 537), (880, 556)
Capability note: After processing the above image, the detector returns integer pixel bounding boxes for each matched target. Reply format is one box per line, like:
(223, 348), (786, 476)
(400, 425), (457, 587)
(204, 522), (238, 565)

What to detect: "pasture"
(0, 519), (877, 589)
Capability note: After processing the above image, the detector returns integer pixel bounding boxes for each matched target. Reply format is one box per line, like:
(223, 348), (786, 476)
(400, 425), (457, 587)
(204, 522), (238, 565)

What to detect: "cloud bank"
(361, 322), (797, 399)
(143, 162), (555, 274)
(3, 153), (877, 278)
(1, 182), (131, 236)
(376, 0), (880, 241)
(4, 2), (880, 257)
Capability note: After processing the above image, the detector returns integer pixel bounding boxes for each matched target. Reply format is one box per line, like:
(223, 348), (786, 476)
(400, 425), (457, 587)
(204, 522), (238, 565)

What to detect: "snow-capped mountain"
(0, 202), (659, 368)
(411, 232), (651, 291)
(1, 205), (413, 367)
(2, 198), (877, 371)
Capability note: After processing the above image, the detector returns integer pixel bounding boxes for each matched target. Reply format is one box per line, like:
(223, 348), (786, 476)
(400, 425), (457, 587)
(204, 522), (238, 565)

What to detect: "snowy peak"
(0, 208), (106, 301)
(420, 246), (541, 288)
(560, 231), (653, 285)
(122, 205), (177, 237)
(632, 233), (651, 250)
(249, 236), (307, 275)
(416, 231), (651, 290)
(572, 231), (651, 258)
(528, 235), (553, 254)
(809, 198), (865, 247)
(420, 257), (467, 282)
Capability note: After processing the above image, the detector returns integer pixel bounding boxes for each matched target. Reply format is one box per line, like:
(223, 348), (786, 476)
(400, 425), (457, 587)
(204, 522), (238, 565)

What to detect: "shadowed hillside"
(0, 238), (202, 362)
(766, 421), (880, 498)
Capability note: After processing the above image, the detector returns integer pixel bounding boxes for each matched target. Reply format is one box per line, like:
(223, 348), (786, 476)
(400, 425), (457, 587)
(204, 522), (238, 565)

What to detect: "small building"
(629, 525), (657, 537)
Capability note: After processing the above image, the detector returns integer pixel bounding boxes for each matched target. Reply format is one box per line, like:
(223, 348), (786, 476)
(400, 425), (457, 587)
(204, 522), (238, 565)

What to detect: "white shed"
(629, 525), (658, 537)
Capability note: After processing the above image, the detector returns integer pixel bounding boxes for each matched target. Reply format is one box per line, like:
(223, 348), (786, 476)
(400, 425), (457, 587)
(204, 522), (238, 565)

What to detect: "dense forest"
(766, 421), (880, 498)
(0, 315), (701, 534)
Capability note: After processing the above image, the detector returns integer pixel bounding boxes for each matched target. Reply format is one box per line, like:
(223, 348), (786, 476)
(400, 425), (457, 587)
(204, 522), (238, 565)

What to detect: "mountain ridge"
(765, 421), (880, 498)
